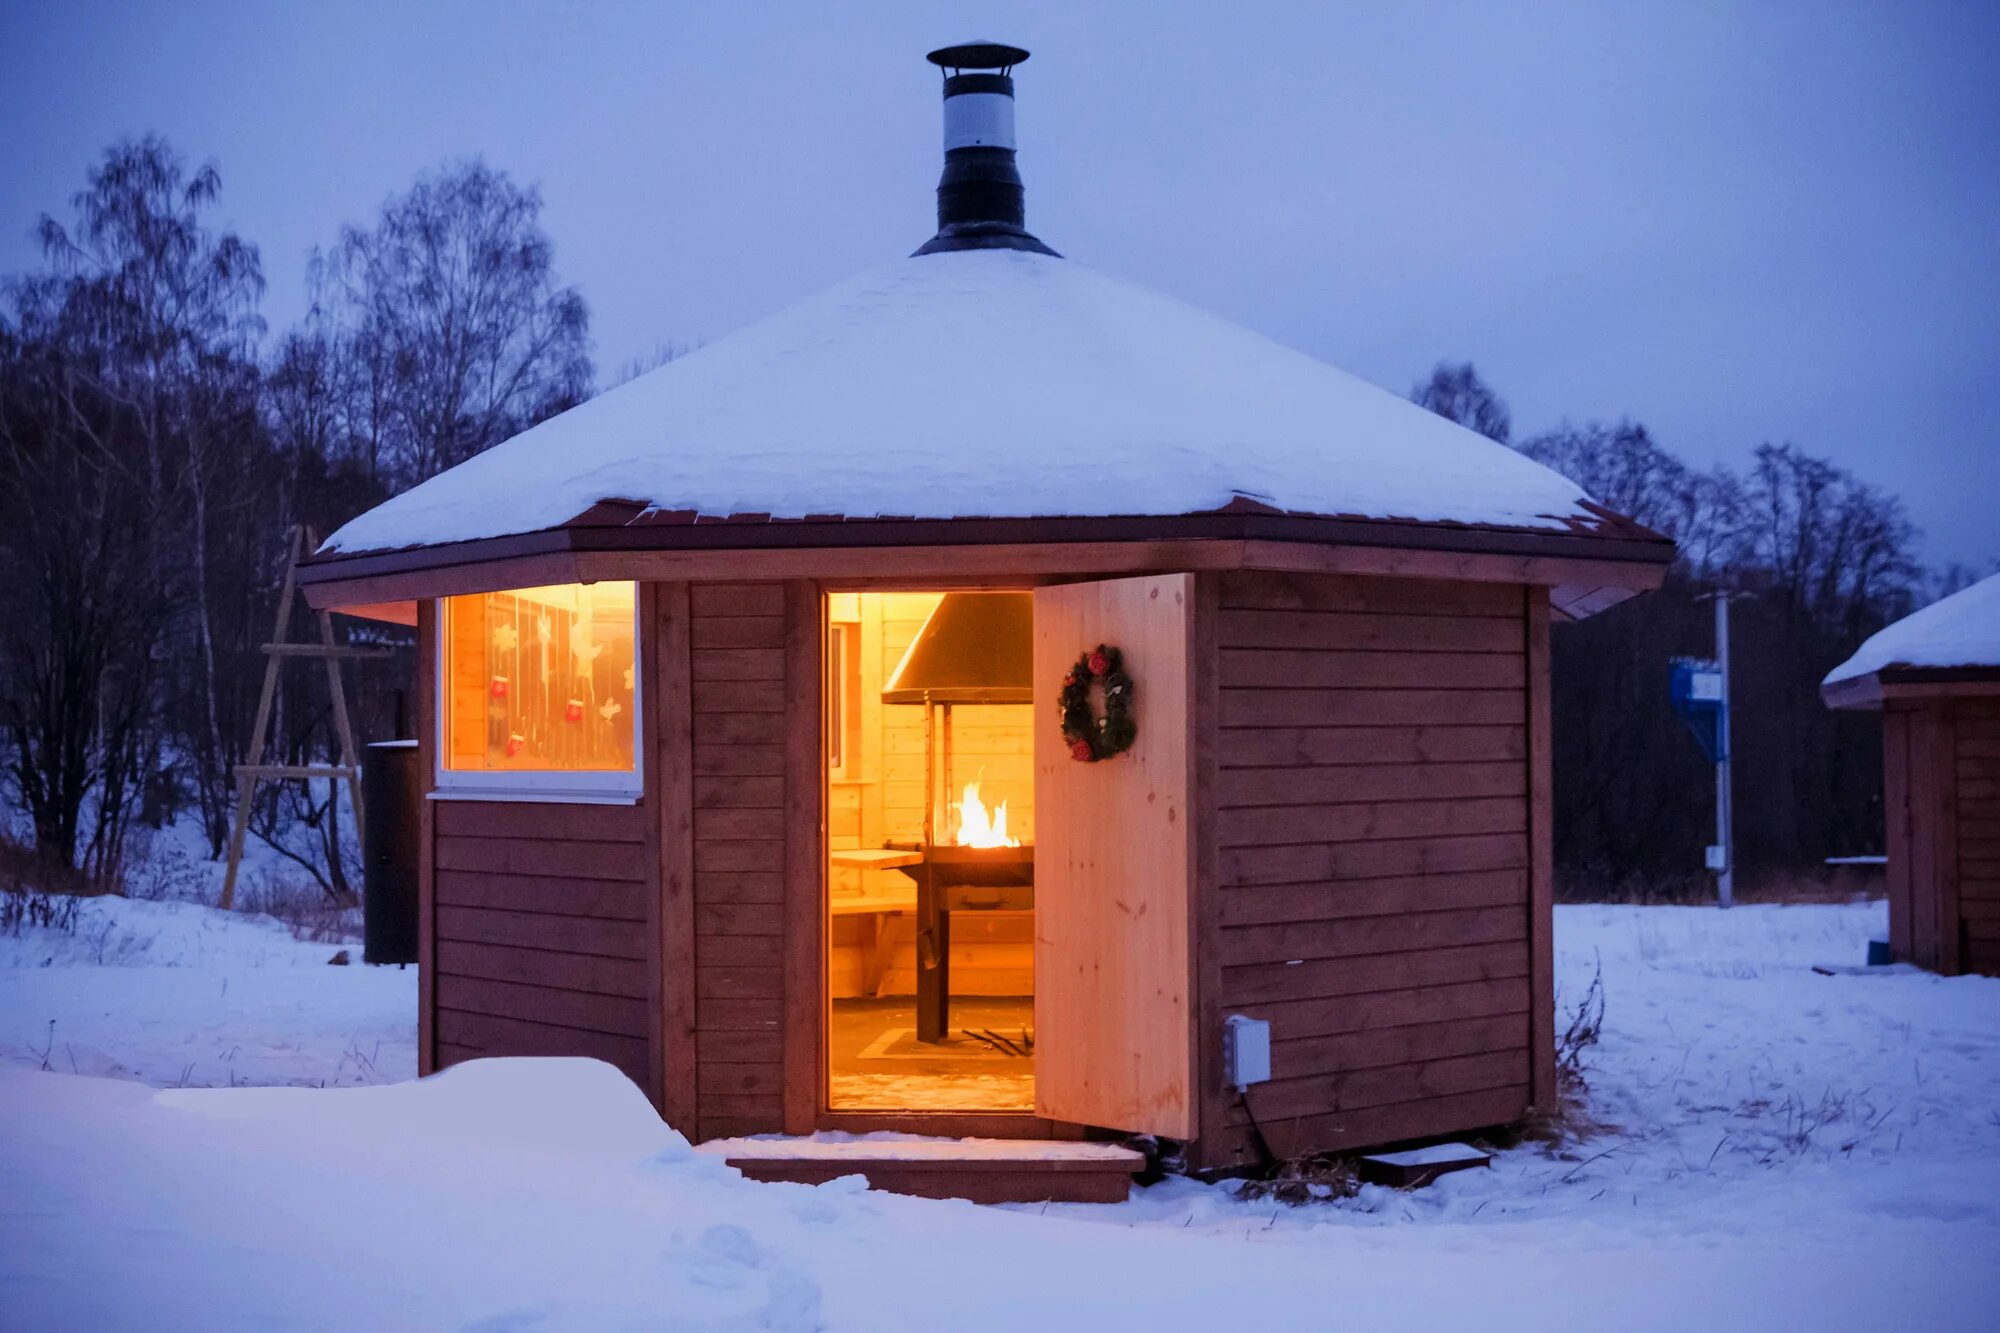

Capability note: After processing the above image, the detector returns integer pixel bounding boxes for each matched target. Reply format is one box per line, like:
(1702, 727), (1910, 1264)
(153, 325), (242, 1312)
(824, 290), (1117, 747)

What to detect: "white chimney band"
(943, 92), (1015, 151)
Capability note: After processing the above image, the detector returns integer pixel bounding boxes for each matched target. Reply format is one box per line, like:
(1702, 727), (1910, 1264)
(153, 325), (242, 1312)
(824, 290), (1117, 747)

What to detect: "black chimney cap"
(927, 41), (1030, 71)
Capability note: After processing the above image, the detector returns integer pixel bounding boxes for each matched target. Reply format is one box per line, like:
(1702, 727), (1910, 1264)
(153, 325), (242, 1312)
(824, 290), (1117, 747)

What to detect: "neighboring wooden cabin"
(294, 40), (1674, 1195)
(1824, 572), (2000, 977)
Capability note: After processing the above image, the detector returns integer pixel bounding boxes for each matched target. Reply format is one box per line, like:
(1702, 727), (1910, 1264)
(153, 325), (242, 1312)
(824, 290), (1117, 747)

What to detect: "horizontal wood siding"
(1204, 571), (1534, 1164)
(1883, 695), (2000, 977)
(430, 799), (652, 1086)
(690, 584), (791, 1138)
(1955, 699), (2000, 975)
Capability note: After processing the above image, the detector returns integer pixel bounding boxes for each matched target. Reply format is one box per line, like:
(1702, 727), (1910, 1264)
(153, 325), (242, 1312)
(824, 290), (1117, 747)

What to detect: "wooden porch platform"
(695, 1136), (1144, 1204)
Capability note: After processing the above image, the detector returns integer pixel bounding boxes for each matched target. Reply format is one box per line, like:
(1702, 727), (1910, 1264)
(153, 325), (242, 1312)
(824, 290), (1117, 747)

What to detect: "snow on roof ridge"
(1824, 570), (2000, 684)
(322, 248), (1600, 557)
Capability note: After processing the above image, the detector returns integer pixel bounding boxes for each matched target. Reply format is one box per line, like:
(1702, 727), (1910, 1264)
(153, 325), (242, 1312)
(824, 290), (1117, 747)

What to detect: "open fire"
(951, 779), (1019, 848)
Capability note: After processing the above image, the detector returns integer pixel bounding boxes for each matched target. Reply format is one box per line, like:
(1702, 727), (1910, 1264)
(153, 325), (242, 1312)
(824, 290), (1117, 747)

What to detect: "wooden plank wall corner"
(652, 583), (698, 1129)
(1883, 706), (1913, 965)
(1891, 702), (1952, 973)
(1959, 698), (2000, 975)
(1189, 573), (1228, 1168)
(1938, 701), (1963, 977)
(640, 584), (665, 1113)
(415, 599), (438, 1077)
(688, 583), (792, 1140)
(782, 580), (824, 1134)
(1526, 586), (1557, 1114)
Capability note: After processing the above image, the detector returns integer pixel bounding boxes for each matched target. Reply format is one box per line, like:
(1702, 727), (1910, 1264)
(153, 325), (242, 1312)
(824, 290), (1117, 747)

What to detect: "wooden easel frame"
(219, 525), (390, 909)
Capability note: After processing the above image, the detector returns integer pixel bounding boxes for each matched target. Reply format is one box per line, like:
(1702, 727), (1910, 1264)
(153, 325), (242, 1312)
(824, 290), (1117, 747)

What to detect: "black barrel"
(362, 740), (422, 965)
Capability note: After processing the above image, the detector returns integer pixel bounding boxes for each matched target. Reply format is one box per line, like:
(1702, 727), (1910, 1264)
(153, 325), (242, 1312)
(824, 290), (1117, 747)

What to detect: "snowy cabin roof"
(1825, 572), (2000, 686)
(320, 249), (1625, 557)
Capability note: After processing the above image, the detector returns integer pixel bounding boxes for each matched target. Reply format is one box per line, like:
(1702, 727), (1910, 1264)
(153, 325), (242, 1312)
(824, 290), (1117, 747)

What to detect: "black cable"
(1236, 1085), (1277, 1173)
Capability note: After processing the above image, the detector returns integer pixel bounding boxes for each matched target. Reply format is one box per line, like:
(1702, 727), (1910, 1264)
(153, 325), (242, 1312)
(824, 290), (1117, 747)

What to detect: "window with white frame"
(437, 582), (641, 799)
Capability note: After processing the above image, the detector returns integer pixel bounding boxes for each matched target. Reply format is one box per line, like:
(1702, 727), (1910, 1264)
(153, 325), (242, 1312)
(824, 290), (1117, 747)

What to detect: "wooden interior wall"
(827, 592), (1035, 998)
(1196, 570), (1536, 1167)
(444, 600), (486, 768)
(1959, 698), (2000, 975)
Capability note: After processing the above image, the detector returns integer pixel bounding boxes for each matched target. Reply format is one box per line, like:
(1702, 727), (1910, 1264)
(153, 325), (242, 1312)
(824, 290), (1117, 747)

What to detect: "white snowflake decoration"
(570, 621), (603, 672)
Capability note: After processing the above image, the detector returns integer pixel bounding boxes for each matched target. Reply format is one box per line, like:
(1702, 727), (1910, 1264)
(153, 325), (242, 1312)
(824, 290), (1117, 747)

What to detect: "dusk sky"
(3, 1), (1995, 568)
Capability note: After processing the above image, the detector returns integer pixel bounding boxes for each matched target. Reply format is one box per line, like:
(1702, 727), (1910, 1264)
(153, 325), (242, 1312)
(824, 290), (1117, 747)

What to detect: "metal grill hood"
(881, 592), (1033, 705)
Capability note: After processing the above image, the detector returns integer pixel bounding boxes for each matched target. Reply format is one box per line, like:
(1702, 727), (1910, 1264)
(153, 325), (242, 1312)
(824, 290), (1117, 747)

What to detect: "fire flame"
(952, 779), (1019, 848)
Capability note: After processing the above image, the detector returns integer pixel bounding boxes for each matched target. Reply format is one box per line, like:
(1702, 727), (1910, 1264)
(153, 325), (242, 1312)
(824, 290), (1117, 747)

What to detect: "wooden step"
(695, 1136), (1144, 1204)
(261, 641), (398, 658)
(234, 764), (359, 781)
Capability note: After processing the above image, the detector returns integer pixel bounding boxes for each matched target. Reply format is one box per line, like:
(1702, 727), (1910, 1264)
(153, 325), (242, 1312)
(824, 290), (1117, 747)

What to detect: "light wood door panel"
(1033, 574), (1196, 1139)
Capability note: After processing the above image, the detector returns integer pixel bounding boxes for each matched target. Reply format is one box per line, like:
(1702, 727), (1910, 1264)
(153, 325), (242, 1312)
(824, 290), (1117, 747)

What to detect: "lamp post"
(1694, 591), (1750, 909)
(1711, 593), (1735, 909)
(1675, 592), (1747, 909)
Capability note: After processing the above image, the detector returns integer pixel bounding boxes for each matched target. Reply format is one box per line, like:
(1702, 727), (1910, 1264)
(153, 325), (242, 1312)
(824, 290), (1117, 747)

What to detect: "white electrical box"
(1705, 844), (1727, 871)
(1222, 1014), (1271, 1089)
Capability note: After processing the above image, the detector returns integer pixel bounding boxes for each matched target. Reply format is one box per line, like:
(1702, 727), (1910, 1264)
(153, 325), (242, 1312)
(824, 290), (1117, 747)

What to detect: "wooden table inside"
(827, 850), (921, 996)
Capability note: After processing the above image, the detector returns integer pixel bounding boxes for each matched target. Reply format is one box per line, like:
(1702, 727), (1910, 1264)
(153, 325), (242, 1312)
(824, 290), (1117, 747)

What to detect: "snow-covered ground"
(0, 895), (413, 1088)
(1, 894), (1996, 1330)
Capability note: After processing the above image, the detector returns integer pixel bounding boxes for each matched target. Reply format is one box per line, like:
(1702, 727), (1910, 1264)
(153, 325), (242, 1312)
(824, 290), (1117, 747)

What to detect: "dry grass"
(0, 884), (82, 938)
(1557, 865), (1884, 906)
(1557, 956), (1606, 1089)
(237, 876), (361, 943)
(0, 833), (113, 898)
(1233, 1151), (1361, 1206)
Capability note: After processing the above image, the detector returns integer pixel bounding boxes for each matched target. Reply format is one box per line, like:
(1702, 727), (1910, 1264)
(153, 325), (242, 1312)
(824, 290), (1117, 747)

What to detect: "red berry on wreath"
(1069, 739), (1095, 762)
(1087, 650), (1110, 676)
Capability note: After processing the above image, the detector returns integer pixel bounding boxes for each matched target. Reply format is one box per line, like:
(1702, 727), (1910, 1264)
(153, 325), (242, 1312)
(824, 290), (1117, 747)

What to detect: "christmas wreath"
(1058, 644), (1137, 762)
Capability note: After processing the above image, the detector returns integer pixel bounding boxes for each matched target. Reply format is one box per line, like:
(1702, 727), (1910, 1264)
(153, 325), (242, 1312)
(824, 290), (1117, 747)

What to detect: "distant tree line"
(0, 135), (1975, 901)
(1413, 362), (1981, 897)
(0, 138), (592, 891)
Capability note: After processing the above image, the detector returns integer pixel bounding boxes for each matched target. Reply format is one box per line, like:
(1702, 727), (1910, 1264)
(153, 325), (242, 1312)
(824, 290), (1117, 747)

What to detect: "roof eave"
(300, 511), (1674, 622)
(1822, 664), (2000, 711)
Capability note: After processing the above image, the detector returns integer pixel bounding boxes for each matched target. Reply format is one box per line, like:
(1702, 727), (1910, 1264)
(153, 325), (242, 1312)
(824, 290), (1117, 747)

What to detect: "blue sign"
(1670, 657), (1727, 763)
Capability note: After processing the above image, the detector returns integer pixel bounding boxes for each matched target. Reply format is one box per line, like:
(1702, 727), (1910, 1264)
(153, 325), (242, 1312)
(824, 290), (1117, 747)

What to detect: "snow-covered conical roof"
(1825, 572), (2000, 685)
(323, 248), (1603, 556)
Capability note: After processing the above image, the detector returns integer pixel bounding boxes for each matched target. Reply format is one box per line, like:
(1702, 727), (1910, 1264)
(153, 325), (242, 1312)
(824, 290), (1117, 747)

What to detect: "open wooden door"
(1032, 574), (1196, 1139)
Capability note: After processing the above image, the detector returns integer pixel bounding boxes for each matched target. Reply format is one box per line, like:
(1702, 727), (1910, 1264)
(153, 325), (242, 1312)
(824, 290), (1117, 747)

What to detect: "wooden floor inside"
(828, 996), (1034, 1112)
(696, 1136), (1142, 1204)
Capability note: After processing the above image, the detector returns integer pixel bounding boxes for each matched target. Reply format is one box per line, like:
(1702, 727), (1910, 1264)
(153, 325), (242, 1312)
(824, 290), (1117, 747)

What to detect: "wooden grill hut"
(1824, 571), (2000, 977)
(298, 42), (1673, 1200)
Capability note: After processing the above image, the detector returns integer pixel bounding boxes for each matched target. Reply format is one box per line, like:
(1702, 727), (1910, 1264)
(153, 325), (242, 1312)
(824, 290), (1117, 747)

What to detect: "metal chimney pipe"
(913, 41), (1060, 257)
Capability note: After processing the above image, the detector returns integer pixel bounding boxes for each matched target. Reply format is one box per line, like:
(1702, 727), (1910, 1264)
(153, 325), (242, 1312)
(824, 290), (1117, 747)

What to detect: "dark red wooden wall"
(1187, 570), (1551, 1169)
(413, 569), (1560, 1162)
(1885, 694), (2000, 976)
